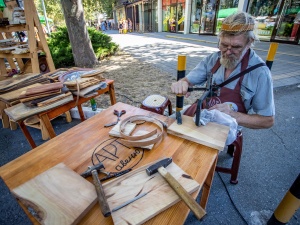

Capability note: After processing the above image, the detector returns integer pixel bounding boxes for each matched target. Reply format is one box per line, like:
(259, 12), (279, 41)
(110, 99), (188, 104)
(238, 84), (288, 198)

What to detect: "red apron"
(184, 50), (250, 116)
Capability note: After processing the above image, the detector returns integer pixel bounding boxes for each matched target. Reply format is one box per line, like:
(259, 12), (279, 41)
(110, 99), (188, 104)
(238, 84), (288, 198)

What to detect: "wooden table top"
(0, 102), (218, 225)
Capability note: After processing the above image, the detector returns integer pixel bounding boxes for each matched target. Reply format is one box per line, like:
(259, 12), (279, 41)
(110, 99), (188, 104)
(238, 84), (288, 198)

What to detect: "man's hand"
(171, 78), (190, 97)
(209, 103), (274, 129)
(209, 103), (232, 114)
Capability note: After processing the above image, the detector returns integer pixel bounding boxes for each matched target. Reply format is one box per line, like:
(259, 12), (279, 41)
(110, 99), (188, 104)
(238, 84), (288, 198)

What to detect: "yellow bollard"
(266, 42), (278, 70)
(176, 55), (187, 113)
(267, 174), (300, 225)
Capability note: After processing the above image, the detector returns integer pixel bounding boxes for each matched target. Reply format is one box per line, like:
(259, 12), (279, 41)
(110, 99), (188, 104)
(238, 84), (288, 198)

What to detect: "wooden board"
(103, 160), (200, 225)
(12, 163), (97, 225)
(4, 93), (73, 121)
(167, 115), (230, 151)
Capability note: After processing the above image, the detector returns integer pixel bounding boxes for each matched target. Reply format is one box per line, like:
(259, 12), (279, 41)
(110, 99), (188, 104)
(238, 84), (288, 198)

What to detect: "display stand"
(0, 0), (58, 135)
(0, 0), (55, 76)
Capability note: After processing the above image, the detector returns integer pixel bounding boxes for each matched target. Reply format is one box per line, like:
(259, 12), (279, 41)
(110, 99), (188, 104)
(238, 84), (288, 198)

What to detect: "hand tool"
(111, 192), (148, 212)
(81, 163), (111, 217)
(104, 109), (126, 127)
(100, 168), (132, 182)
(146, 158), (206, 220)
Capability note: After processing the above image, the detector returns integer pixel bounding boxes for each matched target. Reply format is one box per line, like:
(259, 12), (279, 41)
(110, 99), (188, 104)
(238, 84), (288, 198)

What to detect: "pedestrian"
(101, 21), (106, 32)
(171, 12), (275, 130)
(123, 19), (128, 34)
(128, 18), (133, 32)
(118, 20), (123, 34)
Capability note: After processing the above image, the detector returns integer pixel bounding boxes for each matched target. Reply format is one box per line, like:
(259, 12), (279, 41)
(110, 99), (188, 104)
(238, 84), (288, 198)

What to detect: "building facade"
(114, 0), (300, 44)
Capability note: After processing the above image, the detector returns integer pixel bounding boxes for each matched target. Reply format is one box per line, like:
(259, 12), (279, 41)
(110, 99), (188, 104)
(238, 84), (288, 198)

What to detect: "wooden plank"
(4, 94), (74, 122)
(12, 163), (97, 225)
(167, 115), (229, 151)
(104, 161), (200, 225)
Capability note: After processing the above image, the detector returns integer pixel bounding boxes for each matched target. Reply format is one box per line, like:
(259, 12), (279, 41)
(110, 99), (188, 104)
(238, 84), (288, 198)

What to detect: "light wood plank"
(167, 115), (229, 150)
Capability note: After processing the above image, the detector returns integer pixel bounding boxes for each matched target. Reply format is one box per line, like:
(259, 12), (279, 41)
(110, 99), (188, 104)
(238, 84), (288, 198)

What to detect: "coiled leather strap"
(118, 115), (165, 147)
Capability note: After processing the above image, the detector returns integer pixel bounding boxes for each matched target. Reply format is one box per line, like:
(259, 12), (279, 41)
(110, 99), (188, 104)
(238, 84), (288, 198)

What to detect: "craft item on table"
(72, 81), (107, 97)
(5, 93), (73, 123)
(0, 83), (42, 105)
(45, 68), (70, 81)
(109, 121), (136, 137)
(58, 69), (106, 82)
(22, 87), (70, 107)
(118, 115), (165, 148)
(0, 73), (49, 93)
(19, 82), (64, 101)
(131, 130), (158, 150)
(167, 115), (230, 151)
(12, 163), (97, 225)
(103, 160), (200, 225)
(64, 77), (101, 91)
(36, 92), (72, 107)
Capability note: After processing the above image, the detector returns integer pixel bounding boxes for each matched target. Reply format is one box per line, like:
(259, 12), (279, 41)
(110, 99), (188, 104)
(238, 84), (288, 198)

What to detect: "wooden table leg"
(77, 104), (86, 122)
(40, 114), (56, 139)
(0, 101), (10, 128)
(109, 83), (116, 105)
(199, 156), (218, 210)
(18, 121), (37, 149)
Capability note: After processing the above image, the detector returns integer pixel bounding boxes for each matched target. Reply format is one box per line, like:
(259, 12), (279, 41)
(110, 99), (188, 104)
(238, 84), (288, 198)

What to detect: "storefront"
(125, 0), (158, 32)
(248, 0), (300, 44)
(162, 0), (186, 32)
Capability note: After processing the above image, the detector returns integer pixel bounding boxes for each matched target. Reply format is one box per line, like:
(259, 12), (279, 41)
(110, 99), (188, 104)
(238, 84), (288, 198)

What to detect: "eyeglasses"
(218, 42), (246, 54)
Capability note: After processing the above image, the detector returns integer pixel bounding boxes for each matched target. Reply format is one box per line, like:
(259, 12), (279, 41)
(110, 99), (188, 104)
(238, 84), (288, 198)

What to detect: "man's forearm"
(229, 111), (274, 129)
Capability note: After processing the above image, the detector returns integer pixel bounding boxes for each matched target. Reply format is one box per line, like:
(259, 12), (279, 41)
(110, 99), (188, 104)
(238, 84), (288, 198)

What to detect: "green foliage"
(48, 26), (119, 68)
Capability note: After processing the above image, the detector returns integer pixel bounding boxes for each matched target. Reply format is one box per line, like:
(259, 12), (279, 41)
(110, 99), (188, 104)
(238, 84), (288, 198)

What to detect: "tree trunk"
(60, 0), (98, 68)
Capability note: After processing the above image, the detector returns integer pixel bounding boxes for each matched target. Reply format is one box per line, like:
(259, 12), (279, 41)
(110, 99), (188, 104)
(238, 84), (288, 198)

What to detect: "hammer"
(81, 163), (111, 217)
(146, 158), (206, 220)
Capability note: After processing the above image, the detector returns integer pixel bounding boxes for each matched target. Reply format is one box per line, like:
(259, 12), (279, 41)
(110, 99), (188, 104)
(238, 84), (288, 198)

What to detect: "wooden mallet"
(146, 158), (206, 220)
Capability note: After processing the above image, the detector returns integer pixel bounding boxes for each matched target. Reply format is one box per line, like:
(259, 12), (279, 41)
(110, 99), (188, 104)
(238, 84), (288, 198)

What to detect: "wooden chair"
(216, 131), (243, 184)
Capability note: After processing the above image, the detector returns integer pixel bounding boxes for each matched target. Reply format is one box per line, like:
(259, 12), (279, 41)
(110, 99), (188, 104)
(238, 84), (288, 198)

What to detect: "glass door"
(177, 3), (185, 32)
(199, 0), (219, 34)
(169, 5), (177, 32)
(271, 0), (300, 44)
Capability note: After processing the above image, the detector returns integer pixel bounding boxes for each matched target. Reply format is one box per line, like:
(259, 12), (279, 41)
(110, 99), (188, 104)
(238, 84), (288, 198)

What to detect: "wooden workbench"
(0, 102), (219, 225)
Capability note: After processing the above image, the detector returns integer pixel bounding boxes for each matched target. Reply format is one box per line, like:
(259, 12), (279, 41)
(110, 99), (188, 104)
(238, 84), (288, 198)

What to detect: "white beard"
(220, 47), (249, 69)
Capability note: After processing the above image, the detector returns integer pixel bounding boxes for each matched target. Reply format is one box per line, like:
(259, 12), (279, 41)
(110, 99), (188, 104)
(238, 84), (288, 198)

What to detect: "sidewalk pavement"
(106, 30), (300, 89)
(1, 30), (299, 225)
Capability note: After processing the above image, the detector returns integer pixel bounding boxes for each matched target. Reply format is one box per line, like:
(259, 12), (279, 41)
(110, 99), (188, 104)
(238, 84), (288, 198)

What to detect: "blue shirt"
(186, 49), (275, 116)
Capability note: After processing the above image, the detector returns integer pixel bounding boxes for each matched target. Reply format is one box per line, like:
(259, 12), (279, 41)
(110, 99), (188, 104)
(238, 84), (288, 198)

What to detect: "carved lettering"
(115, 149), (142, 171)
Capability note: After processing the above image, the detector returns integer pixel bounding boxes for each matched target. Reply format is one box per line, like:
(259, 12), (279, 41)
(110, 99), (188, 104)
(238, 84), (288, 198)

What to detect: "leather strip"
(118, 115), (164, 147)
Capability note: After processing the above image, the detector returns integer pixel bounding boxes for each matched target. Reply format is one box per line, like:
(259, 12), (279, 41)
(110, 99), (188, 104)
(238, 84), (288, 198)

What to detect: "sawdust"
(83, 51), (199, 114)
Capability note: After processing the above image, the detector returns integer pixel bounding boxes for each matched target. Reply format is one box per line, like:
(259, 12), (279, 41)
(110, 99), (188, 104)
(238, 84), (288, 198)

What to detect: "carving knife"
(111, 192), (147, 212)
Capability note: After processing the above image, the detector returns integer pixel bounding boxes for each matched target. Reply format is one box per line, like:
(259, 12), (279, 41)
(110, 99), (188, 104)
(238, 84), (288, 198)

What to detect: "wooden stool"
(215, 131), (243, 184)
(140, 95), (172, 116)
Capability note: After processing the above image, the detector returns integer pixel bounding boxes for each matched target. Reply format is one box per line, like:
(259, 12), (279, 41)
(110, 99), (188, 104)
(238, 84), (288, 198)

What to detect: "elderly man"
(171, 12), (275, 129)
